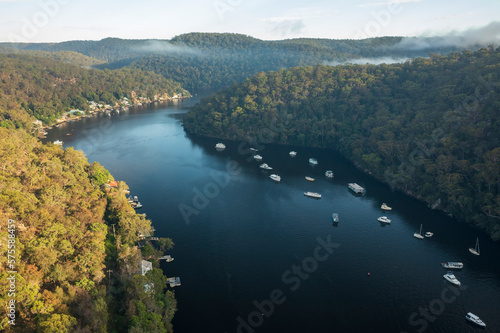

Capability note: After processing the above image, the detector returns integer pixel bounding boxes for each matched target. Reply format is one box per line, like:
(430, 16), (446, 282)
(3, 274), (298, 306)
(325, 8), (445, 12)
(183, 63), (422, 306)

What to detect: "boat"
(414, 224), (424, 239)
(325, 170), (334, 178)
(381, 203), (392, 210)
(309, 158), (318, 165)
(443, 272), (461, 286)
(269, 174), (281, 182)
(441, 262), (463, 269)
(53, 140), (63, 145)
(304, 192), (321, 199)
(469, 237), (480, 256)
(377, 216), (391, 224)
(253, 155), (263, 161)
(259, 163), (273, 170)
(332, 213), (339, 223)
(250, 148), (258, 152)
(132, 202), (143, 209)
(305, 176), (315, 182)
(425, 232), (433, 237)
(348, 183), (365, 195)
(466, 312), (486, 327)
(289, 151), (297, 157)
(215, 143), (226, 149)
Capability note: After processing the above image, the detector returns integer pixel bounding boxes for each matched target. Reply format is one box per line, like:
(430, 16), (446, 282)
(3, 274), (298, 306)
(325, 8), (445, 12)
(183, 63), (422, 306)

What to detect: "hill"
(183, 47), (500, 240)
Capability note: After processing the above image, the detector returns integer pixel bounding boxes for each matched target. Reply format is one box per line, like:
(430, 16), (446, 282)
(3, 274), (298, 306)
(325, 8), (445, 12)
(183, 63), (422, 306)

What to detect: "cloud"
(134, 40), (203, 56)
(396, 21), (500, 50)
(357, 0), (422, 7)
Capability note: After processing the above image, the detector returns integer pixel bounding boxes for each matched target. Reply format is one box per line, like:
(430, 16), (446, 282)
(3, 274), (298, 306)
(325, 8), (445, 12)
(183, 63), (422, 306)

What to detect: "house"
(141, 260), (152, 276)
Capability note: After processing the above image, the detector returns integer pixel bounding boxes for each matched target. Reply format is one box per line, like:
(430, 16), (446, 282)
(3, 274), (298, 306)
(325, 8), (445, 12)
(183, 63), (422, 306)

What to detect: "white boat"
(425, 232), (433, 237)
(132, 202), (143, 209)
(305, 176), (315, 182)
(414, 224), (424, 239)
(348, 183), (365, 195)
(377, 216), (391, 224)
(259, 163), (273, 170)
(441, 262), (463, 269)
(304, 192), (321, 199)
(253, 155), (263, 161)
(332, 213), (339, 223)
(215, 143), (226, 149)
(325, 170), (334, 178)
(53, 140), (63, 145)
(466, 312), (486, 327)
(443, 272), (461, 286)
(250, 148), (258, 152)
(381, 203), (392, 210)
(309, 158), (318, 165)
(269, 174), (281, 182)
(289, 151), (297, 157)
(469, 237), (480, 256)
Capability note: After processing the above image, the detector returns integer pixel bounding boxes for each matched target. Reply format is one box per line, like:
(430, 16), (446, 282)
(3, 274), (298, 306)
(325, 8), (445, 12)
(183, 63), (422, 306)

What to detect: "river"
(45, 96), (500, 333)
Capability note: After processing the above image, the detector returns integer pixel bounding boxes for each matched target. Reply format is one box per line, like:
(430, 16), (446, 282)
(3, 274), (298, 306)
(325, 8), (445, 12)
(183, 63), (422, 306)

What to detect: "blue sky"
(1, 0), (499, 42)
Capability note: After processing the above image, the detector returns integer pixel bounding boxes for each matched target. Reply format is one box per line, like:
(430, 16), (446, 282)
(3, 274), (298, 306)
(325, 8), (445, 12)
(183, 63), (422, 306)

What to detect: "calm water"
(45, 97), (500, 333)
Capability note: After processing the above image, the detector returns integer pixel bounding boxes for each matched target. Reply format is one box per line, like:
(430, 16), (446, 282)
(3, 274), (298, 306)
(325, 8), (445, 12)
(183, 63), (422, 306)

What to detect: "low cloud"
(134, 40), (203, 56)
(326, 57), (409, 66)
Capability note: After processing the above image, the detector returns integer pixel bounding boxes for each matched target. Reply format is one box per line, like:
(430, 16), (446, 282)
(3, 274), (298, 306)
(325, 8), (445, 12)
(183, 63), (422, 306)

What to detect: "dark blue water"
(45, 97), (500, 333)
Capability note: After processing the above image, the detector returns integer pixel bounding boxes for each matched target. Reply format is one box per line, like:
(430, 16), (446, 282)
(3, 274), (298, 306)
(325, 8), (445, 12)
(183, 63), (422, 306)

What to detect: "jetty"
(167, 277), (181, 287)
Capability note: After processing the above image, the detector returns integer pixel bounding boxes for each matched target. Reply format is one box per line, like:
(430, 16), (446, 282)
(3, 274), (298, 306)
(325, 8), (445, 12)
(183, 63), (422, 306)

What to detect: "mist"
(134, 40), (204, 56)
(325, 57), (410, 67)
(396, 21), (500, 50)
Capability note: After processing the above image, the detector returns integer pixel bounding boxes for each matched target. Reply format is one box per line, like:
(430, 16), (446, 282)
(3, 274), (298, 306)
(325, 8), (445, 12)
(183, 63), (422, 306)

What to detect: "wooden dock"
(167, 277), (181, 287)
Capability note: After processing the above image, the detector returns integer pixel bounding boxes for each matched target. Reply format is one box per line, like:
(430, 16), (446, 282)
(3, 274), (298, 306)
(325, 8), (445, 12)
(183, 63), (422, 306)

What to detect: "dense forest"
(0, 54), (186, 125)
(184, 47), (500, 240)
(0, 127), (177, 332)
(1, 33), (477, 91)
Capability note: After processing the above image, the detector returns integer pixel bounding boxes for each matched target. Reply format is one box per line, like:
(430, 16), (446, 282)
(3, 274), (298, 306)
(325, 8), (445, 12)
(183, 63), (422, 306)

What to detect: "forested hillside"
(0, 54), (186, 125)
(1, 33), (475, 91)
(0, 128), (176, 332)
(184, 47), (500, 240)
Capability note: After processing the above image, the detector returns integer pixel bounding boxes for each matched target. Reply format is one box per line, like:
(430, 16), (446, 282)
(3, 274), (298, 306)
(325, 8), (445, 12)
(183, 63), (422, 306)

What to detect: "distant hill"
(0, 33), (485, 91)
(184, 47), (500, 240)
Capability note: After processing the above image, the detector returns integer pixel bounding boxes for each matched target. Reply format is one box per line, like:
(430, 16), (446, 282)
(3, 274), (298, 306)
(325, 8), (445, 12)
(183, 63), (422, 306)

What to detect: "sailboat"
(413, 224), (424, 239)
(469, 237), (480, 256)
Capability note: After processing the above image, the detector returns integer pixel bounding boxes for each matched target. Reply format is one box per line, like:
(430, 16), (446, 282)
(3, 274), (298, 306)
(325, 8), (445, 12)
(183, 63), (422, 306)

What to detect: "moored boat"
(253, 155), (263, 161)
(325, 170), (334, 178)
(215, 143), (226, 149)
(425, 232), (433, 237)
(348, 183), (365, 195)
(304, 192), (321, 199)
(305, 176), (315, 182)
(443, 272), (461, 286)
(441, 262), (463, 269)
(309, 158), (318, 165)
(289, 151), (297, 157)
(469, 237), (480, 256)
(332, 213), (339, 223)
(414, 224), (424, 239)
(269, 174), (281, 182)
(259, 163), (273, 170)
(377, 216), (391, 224)
(53, 140), (63, 145)
(381, 203), (392, 210)
(466, 312), (486, 327)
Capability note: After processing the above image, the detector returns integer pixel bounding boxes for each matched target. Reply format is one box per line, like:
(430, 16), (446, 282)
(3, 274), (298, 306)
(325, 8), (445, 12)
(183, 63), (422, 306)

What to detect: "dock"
(159, 255), (174, 262)
(167, 277), (181, 287)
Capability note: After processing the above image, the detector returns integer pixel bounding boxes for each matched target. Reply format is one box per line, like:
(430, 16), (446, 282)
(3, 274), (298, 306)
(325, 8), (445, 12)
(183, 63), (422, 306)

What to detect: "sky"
(1, 0), (499, 43)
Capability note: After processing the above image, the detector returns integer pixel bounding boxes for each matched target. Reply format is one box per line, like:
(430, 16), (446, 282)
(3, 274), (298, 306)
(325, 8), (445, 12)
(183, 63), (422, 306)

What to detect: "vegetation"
(1, 33), (477, 91)
(184, 47), (500, 240)
(0, 127), (176, 332)
(0, 54), (186, 125)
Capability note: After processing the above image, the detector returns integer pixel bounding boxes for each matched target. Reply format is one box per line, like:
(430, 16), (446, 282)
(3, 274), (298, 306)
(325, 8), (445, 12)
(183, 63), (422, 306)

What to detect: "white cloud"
(357, 0), (423, 8)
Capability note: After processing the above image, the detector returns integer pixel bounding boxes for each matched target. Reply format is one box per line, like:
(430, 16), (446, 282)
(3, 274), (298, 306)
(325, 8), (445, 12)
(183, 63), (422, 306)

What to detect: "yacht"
(215, 143), (226, 149)
(253, 155), (263, 161)
(250, 148), (258, 152)
(309, 158), (318, 165)
(259, 163), (273, 170)
(332, 213), (339, 223)
(425, 232), (434, 237)
(269, 174), (281, 182)
(441, 262), (463, 269)
(304, 192), (321, 199)
(348, 183), (365, 195)
(381, 203), (392, 210)
(414, 224), (424, 239)
(289, 151), (297, 157)
(325, 170), (334, 178)
(377, 216), (391, 224)
(305, 176), (315, 182)
(469, 237), (480, 256)
(465, 312), (486, 327)
(53, 140), (63, 145)
(132, 202), (143, 209)
(443, 272), (461, 286)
